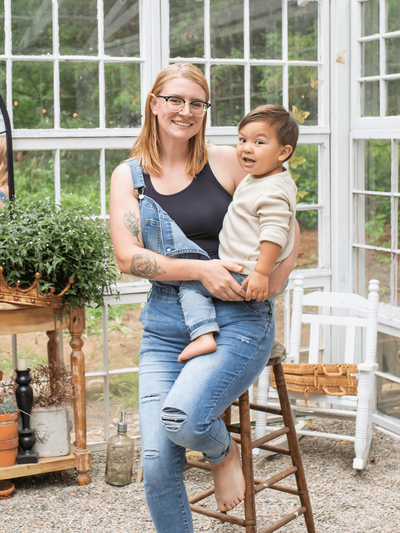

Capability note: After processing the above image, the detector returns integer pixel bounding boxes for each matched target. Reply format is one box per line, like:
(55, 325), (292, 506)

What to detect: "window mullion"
(204, 0), (211, 130)
(100, 148), (106, 217)
(379, 0), (386, 117)
(282, 0), (288, 110)
(391, 139), (399, 304)
(53, 0), (60, 129)
(98, 0), (105, 130)
(243, 0), (250, 115)
(5, 0), (12, 123)
(55, 148), (61, 205)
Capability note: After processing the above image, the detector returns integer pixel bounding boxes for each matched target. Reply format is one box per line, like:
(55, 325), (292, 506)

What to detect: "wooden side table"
(0, 302), (92, 486)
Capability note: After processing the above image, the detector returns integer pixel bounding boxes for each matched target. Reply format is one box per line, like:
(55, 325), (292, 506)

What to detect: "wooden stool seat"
(187, 343), (315, 533)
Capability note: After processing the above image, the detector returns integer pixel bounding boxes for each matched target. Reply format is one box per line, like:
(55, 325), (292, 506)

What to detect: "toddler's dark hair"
(238, 105), (299, 162)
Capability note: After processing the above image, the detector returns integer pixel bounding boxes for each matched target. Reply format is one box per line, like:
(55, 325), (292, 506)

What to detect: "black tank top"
(143, 163), (232, 259)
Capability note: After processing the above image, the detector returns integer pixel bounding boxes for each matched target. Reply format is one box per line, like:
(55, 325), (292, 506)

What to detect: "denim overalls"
(0, 190), (8, 203)
(127, 158), (275, 533)
(126, 158), (248, 340)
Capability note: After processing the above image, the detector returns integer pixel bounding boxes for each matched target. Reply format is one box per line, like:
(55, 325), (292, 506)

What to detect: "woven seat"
(187, 342), (315, 533)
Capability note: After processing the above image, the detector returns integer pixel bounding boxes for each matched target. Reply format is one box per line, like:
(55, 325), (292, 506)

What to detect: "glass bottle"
(105, 411), (134, 486)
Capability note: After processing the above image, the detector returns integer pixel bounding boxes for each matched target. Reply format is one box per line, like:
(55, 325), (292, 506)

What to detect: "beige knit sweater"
(219, 169), (297, 275)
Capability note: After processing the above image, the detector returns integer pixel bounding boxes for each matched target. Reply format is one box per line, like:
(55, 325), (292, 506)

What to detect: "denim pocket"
(241, 299), (272, 319)
(144, 219), (162, 254)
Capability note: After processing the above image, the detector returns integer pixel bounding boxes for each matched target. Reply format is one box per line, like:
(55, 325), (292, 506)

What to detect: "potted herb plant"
(0, 197), (119, 310)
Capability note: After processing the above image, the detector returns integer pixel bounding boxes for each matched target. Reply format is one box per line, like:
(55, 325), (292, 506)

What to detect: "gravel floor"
(1, 419), (400, 533)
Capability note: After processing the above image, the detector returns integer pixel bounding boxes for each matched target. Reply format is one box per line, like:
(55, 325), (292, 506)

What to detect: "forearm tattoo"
(123, 210), (141, 242)
(130, 254), (167, 279)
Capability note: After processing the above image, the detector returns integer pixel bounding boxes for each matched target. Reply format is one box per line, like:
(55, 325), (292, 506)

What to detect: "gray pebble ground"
(1, 419), (400, 533)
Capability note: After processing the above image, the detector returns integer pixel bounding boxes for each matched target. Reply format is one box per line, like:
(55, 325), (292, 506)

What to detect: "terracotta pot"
(0, 411), (18, 467)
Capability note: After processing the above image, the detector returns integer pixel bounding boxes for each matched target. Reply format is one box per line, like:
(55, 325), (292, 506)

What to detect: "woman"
(110, 63), (299, 533)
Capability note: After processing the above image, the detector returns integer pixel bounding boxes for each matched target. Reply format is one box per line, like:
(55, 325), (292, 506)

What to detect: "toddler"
(178, 104), (298, 362)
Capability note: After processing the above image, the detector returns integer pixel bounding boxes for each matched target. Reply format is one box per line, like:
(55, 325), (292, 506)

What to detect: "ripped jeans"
(139, 285), (275, 533)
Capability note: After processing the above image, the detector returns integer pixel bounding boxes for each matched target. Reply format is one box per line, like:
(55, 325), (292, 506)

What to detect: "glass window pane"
(289, 66), (318, 126)
(0, 61), (6, 103)
(11, 0), (52, 55)
(250, 66), (282, 108)
(387, 79), (400, 116)
(288, 0), (318, 61)
(169, 1), (204, 58)
(290, 144), (318, 205)
(362, 0), (379, 36)
(387, 0), (400, 33)
(361, 81), (380, 117)
(85, 376), (106, 444)
(105, 63), (141, 128)
(363, 248), (391, 303)
(377, 371), (400, 418)
(210, 65), (244, 126)
(386, 37), (400, 75)
(364, 139), (391, 192)
(60, 62), (99, 128)
(210, 0), (244, 59)
(12, 62), (54, 129)
(107, 304), (142, 371)
(0, 2), (4, 55)
(296, 212), (318, 269)
(105, 149), (130, 213)
(59, 0), (98, 56)
(14, 150), (55, 201)
(363, 195), (391, 248)
(250, 0), (282, 60)
(60, 150), (100, 214)
(104, 0), (140, 57)
(361, 40), (380, 77)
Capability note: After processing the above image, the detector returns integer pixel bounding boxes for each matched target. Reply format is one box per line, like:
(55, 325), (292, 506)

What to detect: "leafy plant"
(0, 197), (119, 309)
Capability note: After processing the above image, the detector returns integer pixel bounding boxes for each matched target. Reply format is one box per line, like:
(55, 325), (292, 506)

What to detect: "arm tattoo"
(130, 254), (167, 279)
(123, 210), (141, 242)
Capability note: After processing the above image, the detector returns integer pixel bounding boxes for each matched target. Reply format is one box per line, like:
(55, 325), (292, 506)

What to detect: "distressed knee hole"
(140, 393), (160, 403)
(143, 449), (160, 459)
(161, 407), (187, 432)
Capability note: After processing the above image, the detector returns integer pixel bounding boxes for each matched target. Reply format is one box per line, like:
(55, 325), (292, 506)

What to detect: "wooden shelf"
(0, 446), (78, 480)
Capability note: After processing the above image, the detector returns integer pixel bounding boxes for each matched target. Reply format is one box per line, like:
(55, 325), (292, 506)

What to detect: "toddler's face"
(236, 121), (289, 178)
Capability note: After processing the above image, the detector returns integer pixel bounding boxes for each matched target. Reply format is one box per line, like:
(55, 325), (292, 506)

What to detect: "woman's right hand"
(197, 260), (246, 301)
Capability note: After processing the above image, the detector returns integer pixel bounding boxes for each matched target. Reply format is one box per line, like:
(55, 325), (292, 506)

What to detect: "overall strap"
(125, 158), (146, 197)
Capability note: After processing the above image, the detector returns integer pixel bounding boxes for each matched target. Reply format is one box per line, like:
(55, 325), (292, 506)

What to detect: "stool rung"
(190, 504), (246, 526)
(258, 506), (306, 533)
(225, 424), (241, 434)
(186, 459), (211, 472)
(189, 486), (215, 504)
(231, 433), (291, 456)
(255, 466), (298, 493)
(233, 400), (282, 416)
(267, 483), (299, 496)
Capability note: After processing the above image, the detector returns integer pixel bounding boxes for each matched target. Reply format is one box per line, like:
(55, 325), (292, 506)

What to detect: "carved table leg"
(69, 306), (92, 486)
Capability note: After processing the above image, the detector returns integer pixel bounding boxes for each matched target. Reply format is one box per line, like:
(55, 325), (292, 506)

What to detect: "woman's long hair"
(130, 63), (210, 177)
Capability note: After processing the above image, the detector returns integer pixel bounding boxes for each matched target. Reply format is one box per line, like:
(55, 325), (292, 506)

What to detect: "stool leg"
(238, 390), (257, 533)
(273, 363), (316, 533)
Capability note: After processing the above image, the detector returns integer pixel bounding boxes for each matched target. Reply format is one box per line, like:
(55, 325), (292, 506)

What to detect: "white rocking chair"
(259, 275), (379, 470)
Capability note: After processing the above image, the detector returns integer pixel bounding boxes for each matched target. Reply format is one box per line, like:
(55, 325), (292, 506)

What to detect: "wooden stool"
(187, 343), (315, 533)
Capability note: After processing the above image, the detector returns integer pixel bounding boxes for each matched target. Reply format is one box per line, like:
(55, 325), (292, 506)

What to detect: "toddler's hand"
(241, 272), (269, 302)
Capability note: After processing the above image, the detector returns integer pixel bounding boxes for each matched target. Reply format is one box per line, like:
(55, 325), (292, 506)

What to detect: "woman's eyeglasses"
(154, 95), (211, 116)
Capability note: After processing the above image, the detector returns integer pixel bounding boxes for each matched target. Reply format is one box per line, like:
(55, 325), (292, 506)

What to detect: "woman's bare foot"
(209, 439), (245, 512)
(178, 333), (217, 362)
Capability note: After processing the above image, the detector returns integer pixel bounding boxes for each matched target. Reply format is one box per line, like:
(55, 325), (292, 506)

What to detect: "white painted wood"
(267, 274), (380, 469)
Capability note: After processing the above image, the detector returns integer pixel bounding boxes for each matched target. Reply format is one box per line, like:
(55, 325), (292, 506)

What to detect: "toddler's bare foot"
(178, 333), (216, 362)
(209, 439), (245, 512)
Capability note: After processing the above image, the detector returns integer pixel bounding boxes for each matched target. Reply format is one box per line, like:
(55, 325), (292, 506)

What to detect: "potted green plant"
(0, 197), (119, 310)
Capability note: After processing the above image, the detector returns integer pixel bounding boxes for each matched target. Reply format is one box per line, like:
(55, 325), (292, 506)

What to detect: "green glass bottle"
(105, 411), (134, 486)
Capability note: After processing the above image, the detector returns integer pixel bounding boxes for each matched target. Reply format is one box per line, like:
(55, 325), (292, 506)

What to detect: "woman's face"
(150, 77), (207, 145)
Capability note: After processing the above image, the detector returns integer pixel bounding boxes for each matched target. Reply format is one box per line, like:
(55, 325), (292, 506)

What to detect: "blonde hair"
(130, 63), (210, 177)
